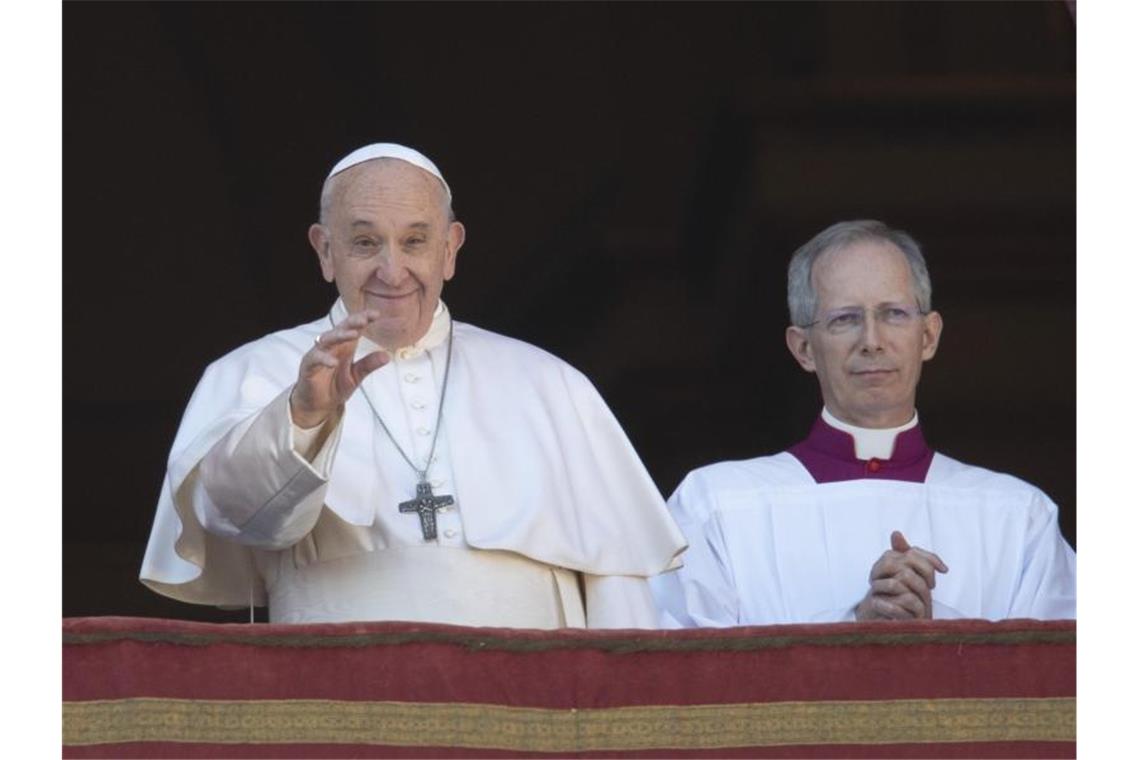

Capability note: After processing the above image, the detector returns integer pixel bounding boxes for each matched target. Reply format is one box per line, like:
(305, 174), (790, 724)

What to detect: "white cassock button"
(403, 373), (419, 383)
(443, 529), (457, 539)
(411, 400), (427, 410)
(417, 427), (432, 436)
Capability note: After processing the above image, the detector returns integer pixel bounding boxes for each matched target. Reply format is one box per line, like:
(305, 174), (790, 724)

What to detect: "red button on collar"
(867, 458), (882, 473)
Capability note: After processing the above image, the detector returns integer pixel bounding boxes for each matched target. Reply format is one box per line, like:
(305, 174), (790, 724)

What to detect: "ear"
(308, 223), (335, 283)
(442, 221), (465, 281)
(785, 325), (817, 372)
(920, 310), (943, 361)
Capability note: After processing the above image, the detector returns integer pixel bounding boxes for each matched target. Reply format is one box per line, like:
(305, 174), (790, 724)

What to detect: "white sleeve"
(583, 574), (661, 629)
(648, 476), (740, 628)
(1009, 491), (1077, 619)
(191, 387), (344, 550)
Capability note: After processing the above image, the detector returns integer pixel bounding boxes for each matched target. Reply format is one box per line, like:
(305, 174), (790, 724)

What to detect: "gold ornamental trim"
(63, 696), (1075, 751)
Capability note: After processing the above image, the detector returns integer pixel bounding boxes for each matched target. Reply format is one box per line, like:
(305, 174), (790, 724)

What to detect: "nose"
(371, 249), (411, 286)
(859, 310), (885, 353)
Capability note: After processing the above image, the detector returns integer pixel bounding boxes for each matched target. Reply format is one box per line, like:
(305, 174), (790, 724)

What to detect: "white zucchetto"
(326, 142), (452, 201)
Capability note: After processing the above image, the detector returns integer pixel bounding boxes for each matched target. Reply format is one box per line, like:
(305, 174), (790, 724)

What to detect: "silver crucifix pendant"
(398, 481), (455, 541)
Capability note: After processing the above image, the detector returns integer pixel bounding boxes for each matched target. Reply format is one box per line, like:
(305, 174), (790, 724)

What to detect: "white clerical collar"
(329, 298), (451, 360)
(821, 407), (919, 461)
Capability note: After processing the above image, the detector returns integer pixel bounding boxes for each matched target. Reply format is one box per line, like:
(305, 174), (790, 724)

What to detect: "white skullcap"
(326, 142), (452, 201)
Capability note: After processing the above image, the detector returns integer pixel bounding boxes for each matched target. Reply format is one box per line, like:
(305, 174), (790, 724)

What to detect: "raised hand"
(855, 530), (949, 621)
(289, 310), (390, 429)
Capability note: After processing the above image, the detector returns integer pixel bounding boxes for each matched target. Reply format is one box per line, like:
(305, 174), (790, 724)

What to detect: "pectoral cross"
(399, 481), (455, 541)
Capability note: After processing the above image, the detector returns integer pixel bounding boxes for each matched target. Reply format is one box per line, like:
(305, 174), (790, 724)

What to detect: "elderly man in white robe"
(141, 143), (686, 628)
(651, 220), (1075, 626)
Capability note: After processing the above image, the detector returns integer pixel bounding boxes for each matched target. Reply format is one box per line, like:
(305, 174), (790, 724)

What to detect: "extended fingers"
(313, 326), (365, 352)
(351, 350), (390, 383)
(300, 347), (340, 374)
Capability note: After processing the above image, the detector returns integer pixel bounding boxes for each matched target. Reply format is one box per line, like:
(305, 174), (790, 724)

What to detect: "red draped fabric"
(63, 616), (1075, 758)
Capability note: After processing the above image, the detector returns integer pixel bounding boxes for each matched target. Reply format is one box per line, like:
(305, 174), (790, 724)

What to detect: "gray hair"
(317, 158), (456, 226)
(787, 219), (932, 327)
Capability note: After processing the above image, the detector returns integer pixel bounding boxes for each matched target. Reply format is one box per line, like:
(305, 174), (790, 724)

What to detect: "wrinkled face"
(309, 159), (465, 349)
(784, 240), (942, 428)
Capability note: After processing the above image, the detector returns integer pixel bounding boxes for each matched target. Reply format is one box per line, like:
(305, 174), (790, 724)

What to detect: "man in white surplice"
(651, 220), (1075, 626)
(141, 143), (686, 628)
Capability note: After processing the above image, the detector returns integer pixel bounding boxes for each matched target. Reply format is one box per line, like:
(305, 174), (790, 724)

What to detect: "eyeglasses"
(803, 304), (927, 336)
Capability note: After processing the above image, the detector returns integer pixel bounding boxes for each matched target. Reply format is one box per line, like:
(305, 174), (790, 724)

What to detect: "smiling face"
(308, 158), (465, 349)
(784, 239), (943, 428)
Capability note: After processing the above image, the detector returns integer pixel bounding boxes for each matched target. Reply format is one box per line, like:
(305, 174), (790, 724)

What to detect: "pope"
(141, 143), (686, 628)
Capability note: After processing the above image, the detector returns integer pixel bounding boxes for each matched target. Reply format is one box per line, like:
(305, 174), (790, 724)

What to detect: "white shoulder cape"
(141, 312), (686, 606)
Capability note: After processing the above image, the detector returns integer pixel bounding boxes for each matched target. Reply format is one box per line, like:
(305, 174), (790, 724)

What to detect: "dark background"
(64, 1), (1075, 621)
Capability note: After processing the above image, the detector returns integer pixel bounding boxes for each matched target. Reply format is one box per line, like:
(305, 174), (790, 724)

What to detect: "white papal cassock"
(141, 300), (686, 628)
(650, 412), (1076, 627)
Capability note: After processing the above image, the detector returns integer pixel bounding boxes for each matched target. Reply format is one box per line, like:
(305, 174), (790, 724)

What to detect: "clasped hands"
(855, 530), (949, 621)
(289, 310), (391, 429)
